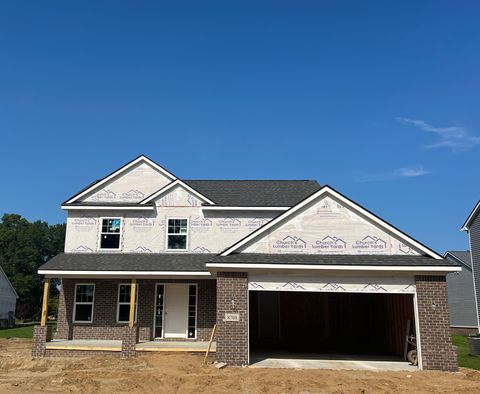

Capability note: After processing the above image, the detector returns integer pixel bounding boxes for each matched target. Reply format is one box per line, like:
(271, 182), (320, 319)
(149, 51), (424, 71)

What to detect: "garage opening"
(249, 291), (415, 365)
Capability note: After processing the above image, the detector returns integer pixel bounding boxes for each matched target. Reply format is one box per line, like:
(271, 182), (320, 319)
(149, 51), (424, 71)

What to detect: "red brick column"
(216, 272), (248, 365)
(415, 275), (457, 371)
(32, 325), (53, 357)
(121, 326), (137, 357)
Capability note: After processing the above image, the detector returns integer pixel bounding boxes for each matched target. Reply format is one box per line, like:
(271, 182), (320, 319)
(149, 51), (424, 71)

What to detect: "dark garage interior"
(249, 291), (415, 358)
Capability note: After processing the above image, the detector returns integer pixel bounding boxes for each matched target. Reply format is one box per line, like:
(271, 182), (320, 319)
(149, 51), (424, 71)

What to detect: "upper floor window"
(167, 219), (188, 250)
(100, 218), (122, 250)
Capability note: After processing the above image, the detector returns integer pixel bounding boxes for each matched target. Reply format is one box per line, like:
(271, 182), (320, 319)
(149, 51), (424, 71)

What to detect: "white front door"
(164, 284), (189, 338)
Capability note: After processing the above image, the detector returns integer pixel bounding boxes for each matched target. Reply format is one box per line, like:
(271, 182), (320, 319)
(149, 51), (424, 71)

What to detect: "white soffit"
(220, 186), (443, 259)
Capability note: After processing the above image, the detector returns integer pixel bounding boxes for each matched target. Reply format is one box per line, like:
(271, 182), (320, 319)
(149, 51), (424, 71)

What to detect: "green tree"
(0, 214), (65, 320)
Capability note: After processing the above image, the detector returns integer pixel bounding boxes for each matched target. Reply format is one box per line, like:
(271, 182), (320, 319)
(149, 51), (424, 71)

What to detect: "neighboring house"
(0, 265), (18, 328)
(445, 251), (478, 334)
(462, 201), (480, 334)
(33, 155), (459, 371)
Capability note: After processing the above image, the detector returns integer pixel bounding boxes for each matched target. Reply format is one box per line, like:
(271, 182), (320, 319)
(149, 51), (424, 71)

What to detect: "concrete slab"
(136, 340), (216, 352)
(249, 352), (417, 371)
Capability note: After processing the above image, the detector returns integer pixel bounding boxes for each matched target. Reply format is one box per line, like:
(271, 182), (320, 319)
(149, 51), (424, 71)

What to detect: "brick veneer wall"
(55, 278), (216, 342)
(216, 272), (248, 366)
(415, 275), (458, 371)
(32, 325), (53, 357)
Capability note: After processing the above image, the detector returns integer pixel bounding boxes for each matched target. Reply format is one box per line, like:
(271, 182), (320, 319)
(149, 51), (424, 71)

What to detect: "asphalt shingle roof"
(210, 253), (457, 266)
(445, 251), (471, 268)
(39, 252), (456, 272)
(184, 180), (321, 207)
(39, 253), (215, 272)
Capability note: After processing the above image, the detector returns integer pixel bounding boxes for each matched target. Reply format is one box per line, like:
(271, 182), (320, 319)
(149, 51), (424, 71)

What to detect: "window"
(167, 219), (188, 250)
(73, 284), (95, 323)
(117, 284), (139, 323)
(188, 285), (197, 338)
(100, 218), (122, 249)
(154, 284), (165, 338)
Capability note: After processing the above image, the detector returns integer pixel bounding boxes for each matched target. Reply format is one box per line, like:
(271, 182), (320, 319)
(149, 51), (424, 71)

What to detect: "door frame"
(153, 283), (198, 340)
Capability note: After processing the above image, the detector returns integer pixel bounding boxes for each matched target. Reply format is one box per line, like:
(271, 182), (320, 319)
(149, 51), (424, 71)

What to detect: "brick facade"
(215, 272), (248, 366)
(55, 278), (216, 342)
(415, 275), (458, 371)
(32, 325), (53, 357)
(121, 326), (137, 357)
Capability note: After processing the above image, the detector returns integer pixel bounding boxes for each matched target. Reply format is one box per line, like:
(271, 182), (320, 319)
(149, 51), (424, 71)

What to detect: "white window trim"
(73, 283), (95, 323)
(165, 218), (189, 251)
(116, 283), (139, 324)
(98, 217), (123, 251)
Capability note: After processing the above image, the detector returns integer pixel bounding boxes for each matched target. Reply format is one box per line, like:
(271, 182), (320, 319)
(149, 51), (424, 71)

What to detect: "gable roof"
(183, 180), (321, 207)
(445, 251), (472, 268)
(64, 155), (177, 204)
(140, 179), (216, 205)
(220, 185), (443, 259)
(0, 265), (18, 298)
(462, 201), (480, 231)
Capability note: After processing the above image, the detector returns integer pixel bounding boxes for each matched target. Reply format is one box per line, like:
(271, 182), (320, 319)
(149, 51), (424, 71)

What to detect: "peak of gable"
(64, 155), (177, 204)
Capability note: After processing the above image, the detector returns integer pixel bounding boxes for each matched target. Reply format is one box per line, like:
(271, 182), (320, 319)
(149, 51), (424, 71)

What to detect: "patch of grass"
(0, 325), (34, 339)
(0, 322), (56, 339)
(453, 335), (480, 370)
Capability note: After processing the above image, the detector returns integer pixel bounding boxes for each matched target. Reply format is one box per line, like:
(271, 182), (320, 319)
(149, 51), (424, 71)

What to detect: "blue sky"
(1, 1), (479, 253)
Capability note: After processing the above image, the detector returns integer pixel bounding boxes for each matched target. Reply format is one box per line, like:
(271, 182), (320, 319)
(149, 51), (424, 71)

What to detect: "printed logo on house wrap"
(190, 217), (213, 233)
(90, 189), (116, 202)
(130, 217), (155, 232)
(312, 236), (347, 252)
(246, 218), (269, 229)
(71, 245), (94, 253)
(192, 246), (211, 253)
(353, 236), (387, 252)
(216, 217), (242, 233)
(131, 246), (153, 253)
(72, 217), (97, 232)
(316, 199), (343, 217)
(273, 235), (307, 250)
(121, 189), (145, 201)
(187, 194), (200, 207)
(399, 243), (416, 255)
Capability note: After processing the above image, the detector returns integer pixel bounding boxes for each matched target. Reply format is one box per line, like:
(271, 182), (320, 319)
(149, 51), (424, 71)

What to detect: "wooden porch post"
(40, 279), (50, 327)
(129, 279), (137, 328)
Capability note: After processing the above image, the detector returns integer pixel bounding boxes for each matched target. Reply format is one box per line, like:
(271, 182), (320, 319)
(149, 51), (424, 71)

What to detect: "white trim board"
(206, 263), (460, 273)
(65, 155), (177, 204)
(462, 200), (480, 231)
(140, 179), (216, 205)
(39, 270), (213, 278)
(62, 205), (154, 211)
(201, 206), (289, 211)
(220, 185), (443, 259)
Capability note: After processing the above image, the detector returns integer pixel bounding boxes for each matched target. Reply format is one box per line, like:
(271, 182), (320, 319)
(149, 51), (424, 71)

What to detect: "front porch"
(45, 339), (216, 353)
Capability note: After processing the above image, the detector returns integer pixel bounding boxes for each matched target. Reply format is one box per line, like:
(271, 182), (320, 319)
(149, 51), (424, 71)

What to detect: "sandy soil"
(1, 339), (480, 393)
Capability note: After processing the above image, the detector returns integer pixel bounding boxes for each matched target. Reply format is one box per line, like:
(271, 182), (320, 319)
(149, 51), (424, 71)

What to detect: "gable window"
(167, 219), (188, 250)
(117, 284), (139, 323)
(100, 218), (122, 249)
(73, 284), (95, 323)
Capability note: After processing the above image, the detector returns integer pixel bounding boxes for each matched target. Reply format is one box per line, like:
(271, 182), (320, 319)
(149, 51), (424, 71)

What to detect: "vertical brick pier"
(121, 326), (137, 357)
(415, 275), (458, 371)
(216, 272), (248, 365)
(32, 325), (53, 357)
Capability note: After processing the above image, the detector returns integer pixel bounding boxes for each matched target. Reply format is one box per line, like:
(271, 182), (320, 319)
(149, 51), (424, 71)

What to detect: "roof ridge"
(184, 179), (320, 182)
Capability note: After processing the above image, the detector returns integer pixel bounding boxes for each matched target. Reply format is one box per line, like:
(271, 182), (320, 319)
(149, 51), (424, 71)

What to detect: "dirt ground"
(1, 339), (480, 393)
